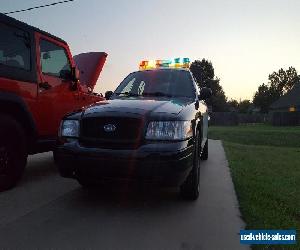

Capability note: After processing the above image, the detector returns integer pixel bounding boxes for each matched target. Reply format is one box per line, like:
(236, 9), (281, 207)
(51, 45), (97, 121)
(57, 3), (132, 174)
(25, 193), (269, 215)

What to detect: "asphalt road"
(0, 140), (249, 250)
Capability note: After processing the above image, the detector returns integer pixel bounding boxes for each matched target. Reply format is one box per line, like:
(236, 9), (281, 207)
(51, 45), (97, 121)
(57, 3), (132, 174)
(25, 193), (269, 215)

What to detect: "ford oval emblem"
(103, 124), (116, 132)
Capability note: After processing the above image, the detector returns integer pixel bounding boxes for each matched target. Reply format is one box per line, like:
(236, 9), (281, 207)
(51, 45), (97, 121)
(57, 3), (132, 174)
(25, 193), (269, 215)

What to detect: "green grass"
(209, 125), (300, 250)
(210, 124), (300, 148)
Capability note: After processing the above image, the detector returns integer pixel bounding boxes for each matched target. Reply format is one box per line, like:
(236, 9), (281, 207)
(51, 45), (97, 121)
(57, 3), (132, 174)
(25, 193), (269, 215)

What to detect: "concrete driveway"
(0, 140), (248, 250)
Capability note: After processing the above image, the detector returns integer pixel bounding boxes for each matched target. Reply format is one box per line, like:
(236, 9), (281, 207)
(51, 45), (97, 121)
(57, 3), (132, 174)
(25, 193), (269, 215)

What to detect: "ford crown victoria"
(55, 59), (211, 200)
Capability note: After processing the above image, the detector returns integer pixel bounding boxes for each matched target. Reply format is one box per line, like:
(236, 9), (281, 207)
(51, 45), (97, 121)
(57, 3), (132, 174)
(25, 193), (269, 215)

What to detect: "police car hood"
(83, 98), (190, 117)
(73, 52), (107, 90)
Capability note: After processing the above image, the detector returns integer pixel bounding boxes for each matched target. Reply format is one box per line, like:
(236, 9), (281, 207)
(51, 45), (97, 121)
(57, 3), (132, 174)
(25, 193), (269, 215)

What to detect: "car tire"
(57, 165), (74, 178)
(77, 175), (95, 188)
(180, 131), (200, 201)
(0, 115), (27, 191)
(53, 150), (58, 165)
(200, 139), (208, 161)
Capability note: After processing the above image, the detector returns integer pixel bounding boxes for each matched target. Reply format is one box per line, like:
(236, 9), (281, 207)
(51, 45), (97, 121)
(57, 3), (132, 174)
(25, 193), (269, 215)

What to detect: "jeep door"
(35, 33), (79, 138)
(0, 22), (38, 121)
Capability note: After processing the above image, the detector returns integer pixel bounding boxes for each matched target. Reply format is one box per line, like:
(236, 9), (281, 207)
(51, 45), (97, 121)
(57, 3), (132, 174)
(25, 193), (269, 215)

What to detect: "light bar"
(139, 58), (190, 70)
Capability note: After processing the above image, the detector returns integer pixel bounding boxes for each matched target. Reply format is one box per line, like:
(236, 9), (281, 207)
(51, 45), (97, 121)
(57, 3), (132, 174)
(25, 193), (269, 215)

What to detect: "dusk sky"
(3, 0), (300, 100)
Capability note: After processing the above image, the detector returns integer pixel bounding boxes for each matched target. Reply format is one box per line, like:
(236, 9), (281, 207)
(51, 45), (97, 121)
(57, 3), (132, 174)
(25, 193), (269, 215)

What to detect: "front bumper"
(55, 139), (194, 187)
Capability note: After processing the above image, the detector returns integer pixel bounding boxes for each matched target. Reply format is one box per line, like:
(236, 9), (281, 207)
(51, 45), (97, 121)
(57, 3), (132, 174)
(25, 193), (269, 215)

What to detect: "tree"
(190, 59), (228, 112)
(253, 84), (273, 113)
(227, 99), (239, 111)
(238, 100), (251, 113)
(227, 99), (252, 113)
(253, 67), (300, 113)
(190, 59), (214, 87)
(268, 67), (300, 96)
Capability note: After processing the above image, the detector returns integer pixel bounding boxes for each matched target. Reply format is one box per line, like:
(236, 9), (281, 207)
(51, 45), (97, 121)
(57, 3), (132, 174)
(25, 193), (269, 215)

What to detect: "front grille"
(80, 117), (144, 149)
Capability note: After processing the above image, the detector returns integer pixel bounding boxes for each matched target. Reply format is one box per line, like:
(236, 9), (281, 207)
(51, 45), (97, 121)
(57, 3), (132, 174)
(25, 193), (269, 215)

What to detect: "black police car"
(55, 61), (211, 200)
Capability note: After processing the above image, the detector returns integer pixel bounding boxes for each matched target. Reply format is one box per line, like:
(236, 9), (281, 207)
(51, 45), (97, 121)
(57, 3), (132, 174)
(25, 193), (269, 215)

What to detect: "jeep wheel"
(200, 139), (208, 160)
(180, 131), (200, 200)
(0, 115), (27, 191)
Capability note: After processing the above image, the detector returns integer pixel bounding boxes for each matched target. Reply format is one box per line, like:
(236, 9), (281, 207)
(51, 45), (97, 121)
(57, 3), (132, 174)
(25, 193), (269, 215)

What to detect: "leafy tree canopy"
(253, 67), (300, 113)
(190, 59), (228, 112)
(269, 67), (300, 96)
(238, 100), (252, 113)
(227, 99), (252, 113)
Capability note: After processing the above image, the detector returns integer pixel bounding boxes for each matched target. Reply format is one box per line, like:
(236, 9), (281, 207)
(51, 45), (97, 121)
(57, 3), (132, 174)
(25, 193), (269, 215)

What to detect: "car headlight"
(60, 120), (79, 138)
(146, 121), (193, 140)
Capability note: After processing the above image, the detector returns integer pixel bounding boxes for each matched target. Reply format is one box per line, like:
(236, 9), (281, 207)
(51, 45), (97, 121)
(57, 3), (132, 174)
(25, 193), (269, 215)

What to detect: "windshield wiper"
(142, 92), (172, 97)
(115, 91), (173, 98)
(115, 92), (140, 97)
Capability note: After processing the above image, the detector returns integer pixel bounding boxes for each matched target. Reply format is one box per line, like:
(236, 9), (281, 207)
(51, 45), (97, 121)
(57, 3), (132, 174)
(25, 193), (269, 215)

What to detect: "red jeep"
(0, 13), (107, 191)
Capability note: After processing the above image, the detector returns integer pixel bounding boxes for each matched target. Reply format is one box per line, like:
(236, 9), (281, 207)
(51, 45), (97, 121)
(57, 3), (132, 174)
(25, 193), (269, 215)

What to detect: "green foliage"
(227, 99), (239, 111)
(227, 99), (252, 113)
(253, 83), (276, 113)
(269, 67), (300, 95)
(190, 59), (228, 112)
(189, 59), (215, 86)
(253, 67), (300, 113)
(237, 99), (252, 113)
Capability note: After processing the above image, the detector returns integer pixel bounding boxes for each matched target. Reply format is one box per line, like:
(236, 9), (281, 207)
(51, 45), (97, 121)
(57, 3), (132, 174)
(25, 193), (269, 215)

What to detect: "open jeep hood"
(73, 52), (107, 91)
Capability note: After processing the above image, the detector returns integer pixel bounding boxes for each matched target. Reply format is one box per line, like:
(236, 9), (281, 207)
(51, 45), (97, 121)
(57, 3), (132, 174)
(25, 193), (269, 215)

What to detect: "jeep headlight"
(146, 121), (193, 140)
(60, 120), (79, 138)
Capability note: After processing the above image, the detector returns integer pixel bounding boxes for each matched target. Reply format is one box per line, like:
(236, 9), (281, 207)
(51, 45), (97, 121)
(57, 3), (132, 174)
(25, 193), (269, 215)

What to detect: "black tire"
(54, 152), (75, 178)
(0, 115), (27, 191)
(76, 175), (95, 188)
(180, 131), (200, 200)
(53, 150), (58, 165)
(57, 165), (74, 178)
(200, 139), (208, 160)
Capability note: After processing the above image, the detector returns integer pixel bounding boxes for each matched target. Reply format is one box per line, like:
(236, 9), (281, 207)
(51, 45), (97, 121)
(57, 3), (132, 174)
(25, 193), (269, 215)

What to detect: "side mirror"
(60, 69), (72, 80)
(105, 91), (113, 100)
(43, 52), (51, 60)
(70, 67), (80, 90)
(199, 87), (212, 101)
(71, 67), (80, 82)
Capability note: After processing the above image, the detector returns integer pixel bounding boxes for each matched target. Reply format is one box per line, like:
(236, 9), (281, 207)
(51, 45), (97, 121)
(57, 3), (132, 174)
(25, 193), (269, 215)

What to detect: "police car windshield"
(114, 69), (196, 99)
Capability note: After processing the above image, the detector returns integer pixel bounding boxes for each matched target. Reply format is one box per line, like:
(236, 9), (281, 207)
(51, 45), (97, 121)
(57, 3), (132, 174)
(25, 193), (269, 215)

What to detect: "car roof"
(0, 13), (67, 45)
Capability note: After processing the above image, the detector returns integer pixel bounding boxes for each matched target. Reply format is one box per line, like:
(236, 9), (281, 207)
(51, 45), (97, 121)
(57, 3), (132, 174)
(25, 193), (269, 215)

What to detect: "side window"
(40, 39), (71, 79)
(120, 78), (135, 93)
(137, 81), (145, 95)
(0, 23), (31, 70)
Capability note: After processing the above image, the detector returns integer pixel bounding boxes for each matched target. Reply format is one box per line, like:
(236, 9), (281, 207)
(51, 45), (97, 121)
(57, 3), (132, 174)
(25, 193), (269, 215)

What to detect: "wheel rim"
(0, 145), (10, 175)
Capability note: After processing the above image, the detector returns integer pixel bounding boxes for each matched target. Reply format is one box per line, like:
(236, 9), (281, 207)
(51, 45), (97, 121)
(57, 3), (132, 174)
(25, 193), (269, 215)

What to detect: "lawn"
(209, 125), (300, 250)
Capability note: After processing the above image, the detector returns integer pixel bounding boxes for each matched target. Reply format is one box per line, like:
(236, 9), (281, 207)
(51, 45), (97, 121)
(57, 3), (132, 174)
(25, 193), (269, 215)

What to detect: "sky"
(2, 0), (300, 100)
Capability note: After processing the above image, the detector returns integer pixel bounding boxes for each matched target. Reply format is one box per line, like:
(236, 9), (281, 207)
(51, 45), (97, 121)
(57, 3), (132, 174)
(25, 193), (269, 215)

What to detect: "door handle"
(39, 82), (52, 90)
